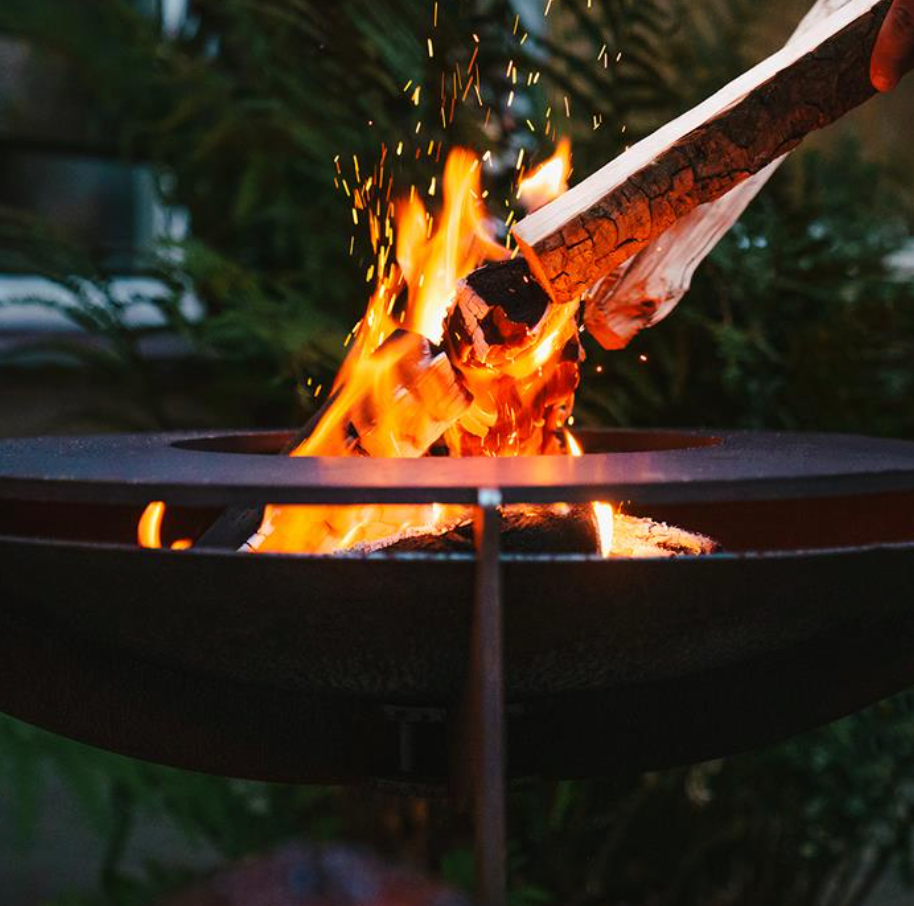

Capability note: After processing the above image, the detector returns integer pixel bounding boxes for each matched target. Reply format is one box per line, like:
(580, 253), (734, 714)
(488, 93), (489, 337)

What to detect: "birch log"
(582, 0), (860, 349)
(511, 0), (891, 307)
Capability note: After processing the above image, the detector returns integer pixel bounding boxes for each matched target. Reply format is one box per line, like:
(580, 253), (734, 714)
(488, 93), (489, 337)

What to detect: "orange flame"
(140, 139), (584, 556)
(517, 138), (571, 213)
(565, 431), (614, 557)
(137, 501), (192, 551)
(254, 149), (508, 554)
(138, 501), (165, 548)
(252, 143), (579, 555)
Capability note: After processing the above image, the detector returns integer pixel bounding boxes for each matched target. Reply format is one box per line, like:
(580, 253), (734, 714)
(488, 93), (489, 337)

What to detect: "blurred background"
(1, 1), (913, 904)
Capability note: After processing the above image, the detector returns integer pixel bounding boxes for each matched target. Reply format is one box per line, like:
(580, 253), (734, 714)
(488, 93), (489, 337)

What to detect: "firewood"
(350, 331), (471, 458)
(369, 504), (600, 555)
(582, 0), (852, 349)
(448, 258), (552, 367)
(610, 516), (719, 558)
(508, 0), (890, 306)
(354, 505), (719, 558)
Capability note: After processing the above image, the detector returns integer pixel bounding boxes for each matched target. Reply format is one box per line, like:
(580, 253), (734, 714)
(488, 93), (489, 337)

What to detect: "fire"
(249, 141), (581, 556)
(139, 140), (613, 557)
(517, 138), (571, 212)
(592, 503), (615, 558)
(137, 500), (191, 550)
(564, 431), (614, 556)
(138, 500), (165, 548)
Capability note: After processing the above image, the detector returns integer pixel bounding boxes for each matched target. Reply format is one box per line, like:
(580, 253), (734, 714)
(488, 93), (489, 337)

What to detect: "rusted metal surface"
(3, 429), (914, 506)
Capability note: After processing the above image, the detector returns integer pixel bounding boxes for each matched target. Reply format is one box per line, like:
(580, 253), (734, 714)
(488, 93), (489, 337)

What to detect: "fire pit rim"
(3, 428), (914, 508)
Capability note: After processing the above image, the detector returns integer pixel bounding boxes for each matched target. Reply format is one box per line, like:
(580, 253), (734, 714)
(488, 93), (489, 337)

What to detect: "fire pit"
(0, 9), (906, 902)
(3, 427), (914, 903)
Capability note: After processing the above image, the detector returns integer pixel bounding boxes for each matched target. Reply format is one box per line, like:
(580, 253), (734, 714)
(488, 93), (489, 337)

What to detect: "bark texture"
(582, 0), (857, 349)
(514, 0), (890, 305)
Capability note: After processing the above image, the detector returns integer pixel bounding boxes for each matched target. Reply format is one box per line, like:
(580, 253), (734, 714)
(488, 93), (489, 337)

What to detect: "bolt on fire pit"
(3, 428), (914, 905)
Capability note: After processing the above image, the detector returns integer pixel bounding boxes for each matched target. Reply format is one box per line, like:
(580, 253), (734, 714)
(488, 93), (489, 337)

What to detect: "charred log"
(582, 0), (850, 349)
(507, 0), (890, 306)
(448, 258), (552, 367)
(358, 505), (719, 557)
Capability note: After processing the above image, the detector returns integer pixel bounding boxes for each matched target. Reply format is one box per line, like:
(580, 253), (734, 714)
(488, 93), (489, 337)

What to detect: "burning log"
(610, 515), (720, 558)
(355, 505), (718, 558)
(448, 258), (551, 366)
(366, 504), (600, 555)
(444, 259), (583, 458)
(456, 0), (891, 321)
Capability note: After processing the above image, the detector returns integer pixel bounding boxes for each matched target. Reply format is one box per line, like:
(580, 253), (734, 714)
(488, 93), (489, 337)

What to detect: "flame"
(140, 139), (585, 556)
(592, 503), (615, 558)
(517, 138), (571, 213)
(564, 430), (614, 557)
(252, 143), (579, 555)
(253, 149), (509, 554)
(138, 501), (165, 548)
(137, 501), (192, 550)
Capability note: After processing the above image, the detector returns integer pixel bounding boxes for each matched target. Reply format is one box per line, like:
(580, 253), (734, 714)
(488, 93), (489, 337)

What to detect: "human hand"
(871, 0), (914, 91)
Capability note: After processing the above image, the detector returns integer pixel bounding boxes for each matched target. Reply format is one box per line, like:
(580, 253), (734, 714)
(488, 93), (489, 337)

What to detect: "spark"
(467, 45), (479, 75)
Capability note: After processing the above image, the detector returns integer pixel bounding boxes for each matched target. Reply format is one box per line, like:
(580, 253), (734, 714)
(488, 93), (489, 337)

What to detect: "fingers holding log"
(871, 0), (914, 90)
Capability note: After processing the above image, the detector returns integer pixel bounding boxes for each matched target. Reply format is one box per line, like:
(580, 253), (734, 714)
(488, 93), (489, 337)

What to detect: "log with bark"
(581, 0), (861, 349)
(353, 504), (719, 558)
(452, 0), (890, 333)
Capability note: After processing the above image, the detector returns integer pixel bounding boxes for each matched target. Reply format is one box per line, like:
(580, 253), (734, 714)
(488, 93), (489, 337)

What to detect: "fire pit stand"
(4, 428), (914, 906)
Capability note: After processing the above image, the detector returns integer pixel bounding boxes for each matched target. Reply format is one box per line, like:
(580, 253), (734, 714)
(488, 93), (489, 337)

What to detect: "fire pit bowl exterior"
(1, 428), (914, 785)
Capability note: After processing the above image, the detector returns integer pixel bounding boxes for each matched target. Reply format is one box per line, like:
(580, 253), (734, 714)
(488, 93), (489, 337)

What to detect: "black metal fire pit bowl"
(3, 427), (914, 905)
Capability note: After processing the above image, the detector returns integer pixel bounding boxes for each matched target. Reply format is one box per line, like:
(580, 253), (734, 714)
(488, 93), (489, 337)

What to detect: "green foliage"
(505, 692), (914, 906)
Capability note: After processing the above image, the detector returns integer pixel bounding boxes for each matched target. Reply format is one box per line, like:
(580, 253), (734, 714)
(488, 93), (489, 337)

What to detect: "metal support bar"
(468, 489), (506, 906)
